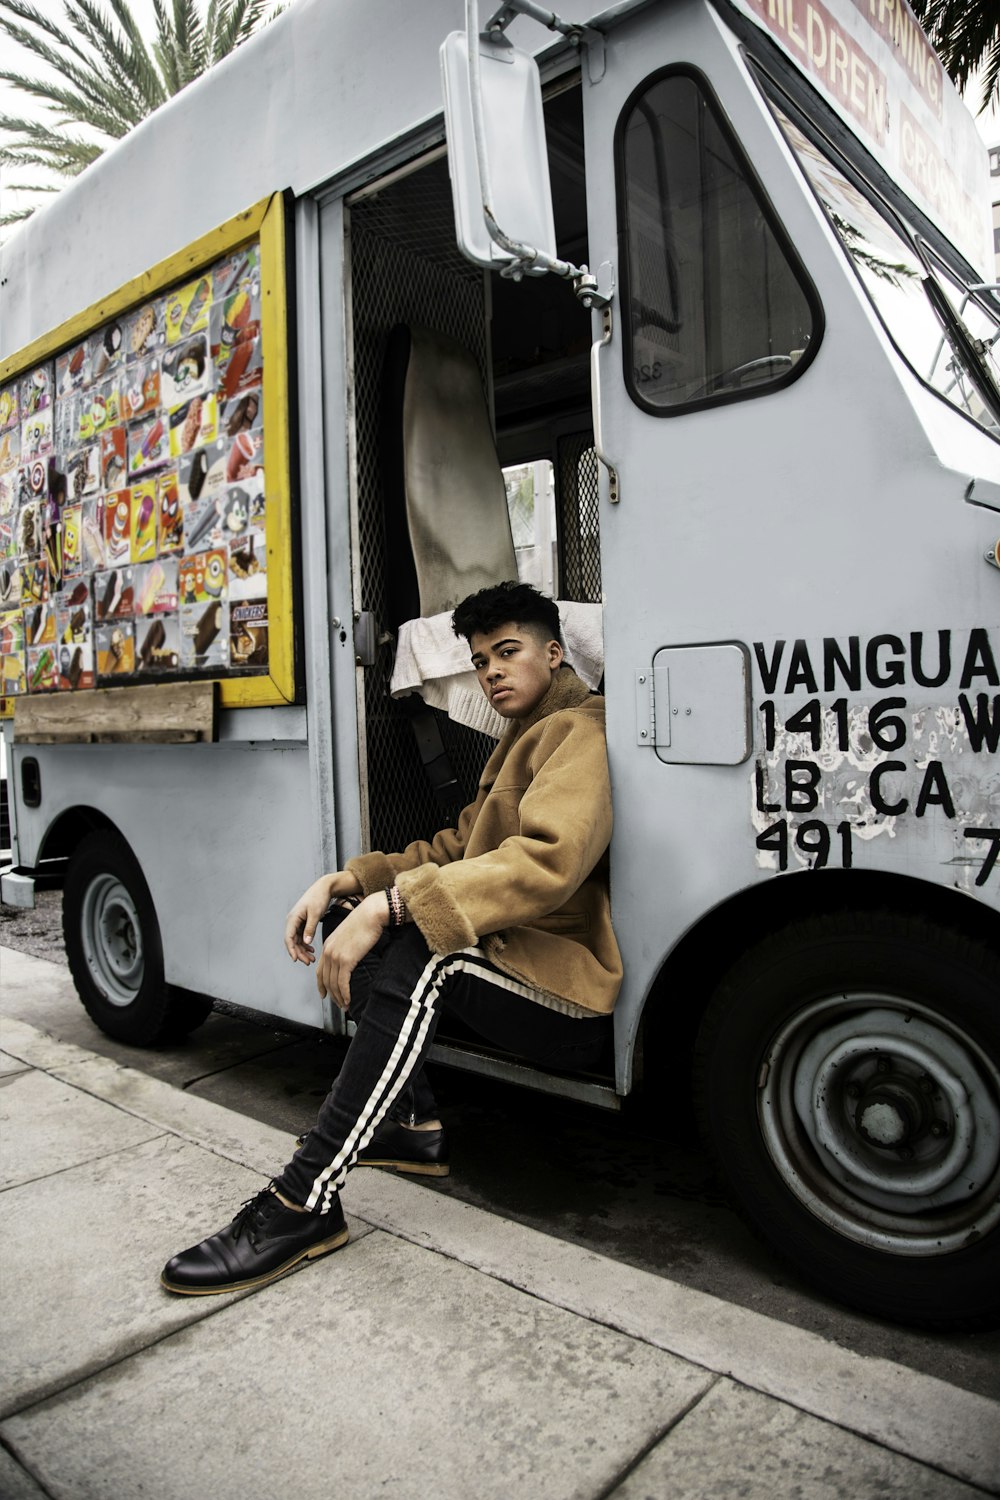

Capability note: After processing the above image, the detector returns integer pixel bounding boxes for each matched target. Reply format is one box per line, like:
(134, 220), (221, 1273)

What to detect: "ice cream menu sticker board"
(0, 236), (274, 704)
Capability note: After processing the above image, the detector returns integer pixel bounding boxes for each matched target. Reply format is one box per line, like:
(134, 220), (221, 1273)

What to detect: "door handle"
(589, 264), (619, 504)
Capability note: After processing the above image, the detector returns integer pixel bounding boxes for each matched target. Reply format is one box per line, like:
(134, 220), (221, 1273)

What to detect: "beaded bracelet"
(385, 885), (407, 928)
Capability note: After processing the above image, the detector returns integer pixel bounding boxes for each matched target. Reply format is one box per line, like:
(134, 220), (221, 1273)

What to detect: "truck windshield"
(772, 103), (1000, 441)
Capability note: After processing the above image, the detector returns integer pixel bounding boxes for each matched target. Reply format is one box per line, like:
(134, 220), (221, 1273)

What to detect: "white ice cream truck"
(1, 0), (998, 1328)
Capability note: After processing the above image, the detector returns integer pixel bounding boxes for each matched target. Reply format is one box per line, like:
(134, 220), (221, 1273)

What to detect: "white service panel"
(641, 642), (752, 765)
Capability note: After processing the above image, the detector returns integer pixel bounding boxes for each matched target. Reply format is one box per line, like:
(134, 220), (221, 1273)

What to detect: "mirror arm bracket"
(467, 0), (612, 306)
(484, 1), (581, 40)
(482, 3), (606, 79)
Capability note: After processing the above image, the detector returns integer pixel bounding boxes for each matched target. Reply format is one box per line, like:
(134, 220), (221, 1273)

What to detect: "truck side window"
(617, 68), (818, 414)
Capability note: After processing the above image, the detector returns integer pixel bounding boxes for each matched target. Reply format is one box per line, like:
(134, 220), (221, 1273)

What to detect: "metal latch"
(353, 611), (377, 667)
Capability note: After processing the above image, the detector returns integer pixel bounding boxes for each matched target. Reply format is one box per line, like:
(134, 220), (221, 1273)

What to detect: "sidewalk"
(1, 948), (998, 1500)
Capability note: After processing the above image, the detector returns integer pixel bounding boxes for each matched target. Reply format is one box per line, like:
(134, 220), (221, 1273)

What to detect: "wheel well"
(36, 807), (118, 865)
(636, 870), (1000, 1102)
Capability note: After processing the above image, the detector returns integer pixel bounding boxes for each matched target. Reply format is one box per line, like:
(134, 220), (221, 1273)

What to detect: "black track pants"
(274, 914), (609, 1212)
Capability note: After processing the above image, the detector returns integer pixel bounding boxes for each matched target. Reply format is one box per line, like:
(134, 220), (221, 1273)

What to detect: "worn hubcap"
(759, 995), (1000, 1255)
(80, 874), (144, 1007)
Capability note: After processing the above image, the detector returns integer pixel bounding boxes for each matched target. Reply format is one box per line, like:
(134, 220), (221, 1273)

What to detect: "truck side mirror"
(440, 27), (559, 275)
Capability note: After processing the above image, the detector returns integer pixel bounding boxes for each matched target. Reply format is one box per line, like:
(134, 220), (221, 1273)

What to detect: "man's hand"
(284, 870), (362, 964)
(315, 893), (388, 1010)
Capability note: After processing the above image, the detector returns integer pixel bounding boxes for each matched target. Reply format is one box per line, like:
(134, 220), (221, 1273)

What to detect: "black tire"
(694, 909), (1000, 1331)
(63, 830), (211, 1046)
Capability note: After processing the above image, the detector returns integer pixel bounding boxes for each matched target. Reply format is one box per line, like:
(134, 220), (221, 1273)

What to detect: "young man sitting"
(162, 581), (621, 1295)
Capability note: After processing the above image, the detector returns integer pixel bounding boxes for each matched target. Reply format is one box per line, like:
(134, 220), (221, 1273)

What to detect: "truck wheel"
(63, 830), (211, 1046)
(694, 910), (1000, 1330)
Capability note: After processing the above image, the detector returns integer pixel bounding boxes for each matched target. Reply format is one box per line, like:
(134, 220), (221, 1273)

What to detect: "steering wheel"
(692, 354), (794, 399)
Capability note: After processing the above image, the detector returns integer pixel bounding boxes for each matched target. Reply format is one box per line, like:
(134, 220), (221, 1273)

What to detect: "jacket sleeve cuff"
(396, 864), (478, 954)
(345, 852), (398, 895)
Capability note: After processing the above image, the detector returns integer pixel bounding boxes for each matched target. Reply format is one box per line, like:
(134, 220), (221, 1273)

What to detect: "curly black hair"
(451, 581), (562, 646)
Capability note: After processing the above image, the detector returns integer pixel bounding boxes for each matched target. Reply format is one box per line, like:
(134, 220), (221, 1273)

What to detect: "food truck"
(1, 0), (998, 1328)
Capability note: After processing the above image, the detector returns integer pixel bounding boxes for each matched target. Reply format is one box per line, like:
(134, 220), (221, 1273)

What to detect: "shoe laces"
(231, 1186), (283, 1245)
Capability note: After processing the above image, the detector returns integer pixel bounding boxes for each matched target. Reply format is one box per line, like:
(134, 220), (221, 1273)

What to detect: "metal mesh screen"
(349, 157), (497, 852)
(557, 432), (602, 602)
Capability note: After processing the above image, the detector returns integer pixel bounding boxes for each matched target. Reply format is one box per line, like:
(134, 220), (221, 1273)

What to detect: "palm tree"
(0, 0), (283, 225)
(910, 0), (1000, 113)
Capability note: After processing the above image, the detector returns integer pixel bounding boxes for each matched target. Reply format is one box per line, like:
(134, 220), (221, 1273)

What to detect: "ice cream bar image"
(221, 256), (249, 299)
(136, 491), (155, 537)
(187, 498), (224, 550)
(221, 329), (259, 401)
(226, 432), (255, 482)
(101, 570), (123, 618)
(187, 449), (208, 501)
(221, 289), (250, 349)
(138, 420), (164, 465)
(69, 608), (85, 637)
(139, 618), (165, 666)
(195, 602), (221, 655)
(30, 647), (54, 688)
(68, 646), (83, 688)
(111, 497), (130, 548)
(82, 514), (105, 566)
(69, 580), (88, 606)
(179, 278), (211, 338)
(138, 562), (165, 613)
(92, 323), (122, 379)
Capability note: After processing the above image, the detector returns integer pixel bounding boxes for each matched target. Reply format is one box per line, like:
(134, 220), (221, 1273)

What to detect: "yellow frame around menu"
(0, 192), (295, 713)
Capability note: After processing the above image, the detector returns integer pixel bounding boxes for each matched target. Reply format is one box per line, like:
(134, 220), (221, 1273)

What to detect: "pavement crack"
(0, 1287), (260, 1427)
(0, 1433), (59, 1500)
(179, 1041), (302, 1091)
(592, 1376), (723, 1499)
(1, 1134), (171, 1194)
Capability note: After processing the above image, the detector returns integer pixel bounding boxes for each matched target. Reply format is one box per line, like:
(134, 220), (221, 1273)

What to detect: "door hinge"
(635, 667), (668, 747)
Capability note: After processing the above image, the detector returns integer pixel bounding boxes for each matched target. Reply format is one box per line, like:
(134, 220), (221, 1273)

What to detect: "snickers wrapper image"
(195, 602), (221, 655)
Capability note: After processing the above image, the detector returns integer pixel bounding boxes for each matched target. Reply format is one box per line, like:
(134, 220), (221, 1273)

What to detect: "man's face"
(469, 621), (563, 720)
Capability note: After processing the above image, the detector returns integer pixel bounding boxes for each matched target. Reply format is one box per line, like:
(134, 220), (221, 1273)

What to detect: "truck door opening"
(346, 78), (595, 859)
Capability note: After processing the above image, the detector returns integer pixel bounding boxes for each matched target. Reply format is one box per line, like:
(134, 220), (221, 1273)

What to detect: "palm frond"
(0, 15), (101, 91)
(211, 0), (280, 62)
(910, 0), (1000, 111)
(148, 0), (181, 91)
(1, 205), (46, 226)
(0, 0), (283, 223)
(0, 1), (96, 72)
(0, 178), (60, 191)
(69, 0), (167, 115)
(0, 23), (146, 133)
(0, 62), (145, 137)
(169, 0), (208, 83)
(1, 137), (102, 173)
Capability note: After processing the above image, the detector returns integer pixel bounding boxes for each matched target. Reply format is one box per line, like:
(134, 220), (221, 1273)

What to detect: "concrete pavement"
(1, 946), (999, 1499)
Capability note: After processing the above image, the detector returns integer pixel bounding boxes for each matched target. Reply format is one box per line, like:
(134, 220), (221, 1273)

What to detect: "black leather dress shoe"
(161, 1186), (349, 1296)
(296, 1119), (450, 1177)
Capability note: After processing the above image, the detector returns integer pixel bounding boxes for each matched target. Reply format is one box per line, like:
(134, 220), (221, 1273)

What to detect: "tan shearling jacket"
(346, 666), (622, 1016)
